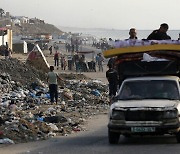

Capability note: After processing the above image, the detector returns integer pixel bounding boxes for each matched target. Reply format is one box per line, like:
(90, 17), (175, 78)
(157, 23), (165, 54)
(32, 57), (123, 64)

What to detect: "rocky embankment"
(12, 23), (63, 36)
(0, 58), (109, 144)
(0, 19), (63, 36)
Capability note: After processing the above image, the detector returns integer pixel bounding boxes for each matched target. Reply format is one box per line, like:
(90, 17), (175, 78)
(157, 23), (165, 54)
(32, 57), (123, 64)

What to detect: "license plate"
(131, 127), (155, 133)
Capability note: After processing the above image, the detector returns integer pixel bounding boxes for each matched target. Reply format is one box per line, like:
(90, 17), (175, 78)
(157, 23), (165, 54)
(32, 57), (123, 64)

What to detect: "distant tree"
(0, 8), (5, 18)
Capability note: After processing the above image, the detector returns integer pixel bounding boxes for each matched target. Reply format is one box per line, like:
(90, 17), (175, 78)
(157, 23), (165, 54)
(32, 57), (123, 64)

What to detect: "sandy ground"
(11, 48), (108, 83)
(0, 46), (110, 152)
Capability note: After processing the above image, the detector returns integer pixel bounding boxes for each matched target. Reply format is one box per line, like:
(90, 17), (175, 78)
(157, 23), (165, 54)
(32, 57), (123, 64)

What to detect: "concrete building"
(0, 27), (13, 50)
(36, 33), (52, 40)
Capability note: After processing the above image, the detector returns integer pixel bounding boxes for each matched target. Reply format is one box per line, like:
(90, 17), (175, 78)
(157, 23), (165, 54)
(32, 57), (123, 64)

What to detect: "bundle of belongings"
(103, 40), (180, 81)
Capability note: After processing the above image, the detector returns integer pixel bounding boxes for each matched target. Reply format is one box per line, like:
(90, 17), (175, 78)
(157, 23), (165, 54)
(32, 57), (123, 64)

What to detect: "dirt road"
(12, 44), (108, 83)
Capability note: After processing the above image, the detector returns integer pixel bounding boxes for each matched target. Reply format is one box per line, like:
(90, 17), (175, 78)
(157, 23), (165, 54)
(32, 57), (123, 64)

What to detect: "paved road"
(1, 114), (180, 154)
(6, 44), (180, 154)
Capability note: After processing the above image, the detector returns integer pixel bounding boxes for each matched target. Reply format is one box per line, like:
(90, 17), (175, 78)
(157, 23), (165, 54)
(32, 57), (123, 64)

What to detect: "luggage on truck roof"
(103, 44), (180, 58)
(104, 42), (180, 79)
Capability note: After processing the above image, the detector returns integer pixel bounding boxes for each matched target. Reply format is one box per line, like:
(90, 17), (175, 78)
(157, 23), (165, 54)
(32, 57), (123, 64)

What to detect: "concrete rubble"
(0, 58), (109, 144)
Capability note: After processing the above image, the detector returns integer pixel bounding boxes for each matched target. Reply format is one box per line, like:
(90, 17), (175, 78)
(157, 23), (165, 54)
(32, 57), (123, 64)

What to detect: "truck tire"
(176, 132), (180, 143)
(108, 129), (120, 144)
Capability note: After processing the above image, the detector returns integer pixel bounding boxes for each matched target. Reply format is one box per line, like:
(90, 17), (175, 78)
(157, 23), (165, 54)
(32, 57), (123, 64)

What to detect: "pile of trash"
(0, 58), (109, 144)
(0, 58), (46, 86)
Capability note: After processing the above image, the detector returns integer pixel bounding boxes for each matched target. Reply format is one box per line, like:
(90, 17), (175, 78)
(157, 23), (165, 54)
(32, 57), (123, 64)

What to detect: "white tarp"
(142, 53), (168, 62)
(113, 40), (180, 48)
(26, 44), (50, 72)
(23, 41), (28, 53)
(0, 35), (8, 46)
(35, 44), (50, 68)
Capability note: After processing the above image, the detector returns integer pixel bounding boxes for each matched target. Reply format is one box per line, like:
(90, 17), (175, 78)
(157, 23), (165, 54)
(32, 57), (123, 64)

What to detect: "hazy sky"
(1, 0), (180, 30)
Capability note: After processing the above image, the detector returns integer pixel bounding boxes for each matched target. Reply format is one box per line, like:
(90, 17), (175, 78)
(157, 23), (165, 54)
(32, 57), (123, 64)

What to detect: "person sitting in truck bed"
(129, 28), (138, 39)
(147, 23), (171, 40)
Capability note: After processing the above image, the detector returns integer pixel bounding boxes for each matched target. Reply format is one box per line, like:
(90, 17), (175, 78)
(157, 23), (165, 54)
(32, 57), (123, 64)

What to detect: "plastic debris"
(0, 58), (109, 144)
(0, 138), (15, 144)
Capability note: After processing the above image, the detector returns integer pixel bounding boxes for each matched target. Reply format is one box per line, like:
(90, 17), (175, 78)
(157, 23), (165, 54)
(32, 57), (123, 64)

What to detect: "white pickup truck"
(108, 76), (180, 144)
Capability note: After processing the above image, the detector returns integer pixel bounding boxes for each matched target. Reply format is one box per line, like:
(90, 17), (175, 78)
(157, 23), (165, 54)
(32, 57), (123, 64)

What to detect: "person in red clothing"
(54, 51), (59, 70)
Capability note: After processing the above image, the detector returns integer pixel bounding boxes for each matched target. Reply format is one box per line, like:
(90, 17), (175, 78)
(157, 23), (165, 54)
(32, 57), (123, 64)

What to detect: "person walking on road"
(54, 51), (59, 70)
(107, 57), (116, 69)
(49, 46), (53, 55)
(106, 63), (119, 97)
(60, 56), (67, 70)
(97, 53), (104, 72)
(47, 66), (63, 104)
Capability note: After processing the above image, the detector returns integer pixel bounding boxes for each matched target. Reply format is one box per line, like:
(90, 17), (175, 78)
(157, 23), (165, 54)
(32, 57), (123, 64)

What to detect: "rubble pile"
(60, 73), (90, 80)
(0, 58), (46, 85)
(0, 59), (109, 144)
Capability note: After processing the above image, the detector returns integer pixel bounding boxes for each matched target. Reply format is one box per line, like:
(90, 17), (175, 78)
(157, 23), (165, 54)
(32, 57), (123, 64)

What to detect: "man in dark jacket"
(106, 63), (119, 97)
(107, 57), (116, 69)
(147, 23), (171, 40)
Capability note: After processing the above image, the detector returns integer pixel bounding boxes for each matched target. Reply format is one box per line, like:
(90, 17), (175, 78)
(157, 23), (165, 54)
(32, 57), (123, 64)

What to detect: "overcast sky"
(1, 0), (180, 30)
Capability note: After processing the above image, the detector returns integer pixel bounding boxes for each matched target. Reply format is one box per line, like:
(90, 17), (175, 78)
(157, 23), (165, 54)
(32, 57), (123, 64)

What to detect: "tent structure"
(26, 44), (50, 72)
(76, 50), (95, 61)
(13, 41), (28, 54)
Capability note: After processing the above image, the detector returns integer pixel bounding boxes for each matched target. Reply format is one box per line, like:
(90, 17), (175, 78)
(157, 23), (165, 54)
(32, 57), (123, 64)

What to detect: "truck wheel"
(108, 129), (120, 144)
(176, 132), (180, 143)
